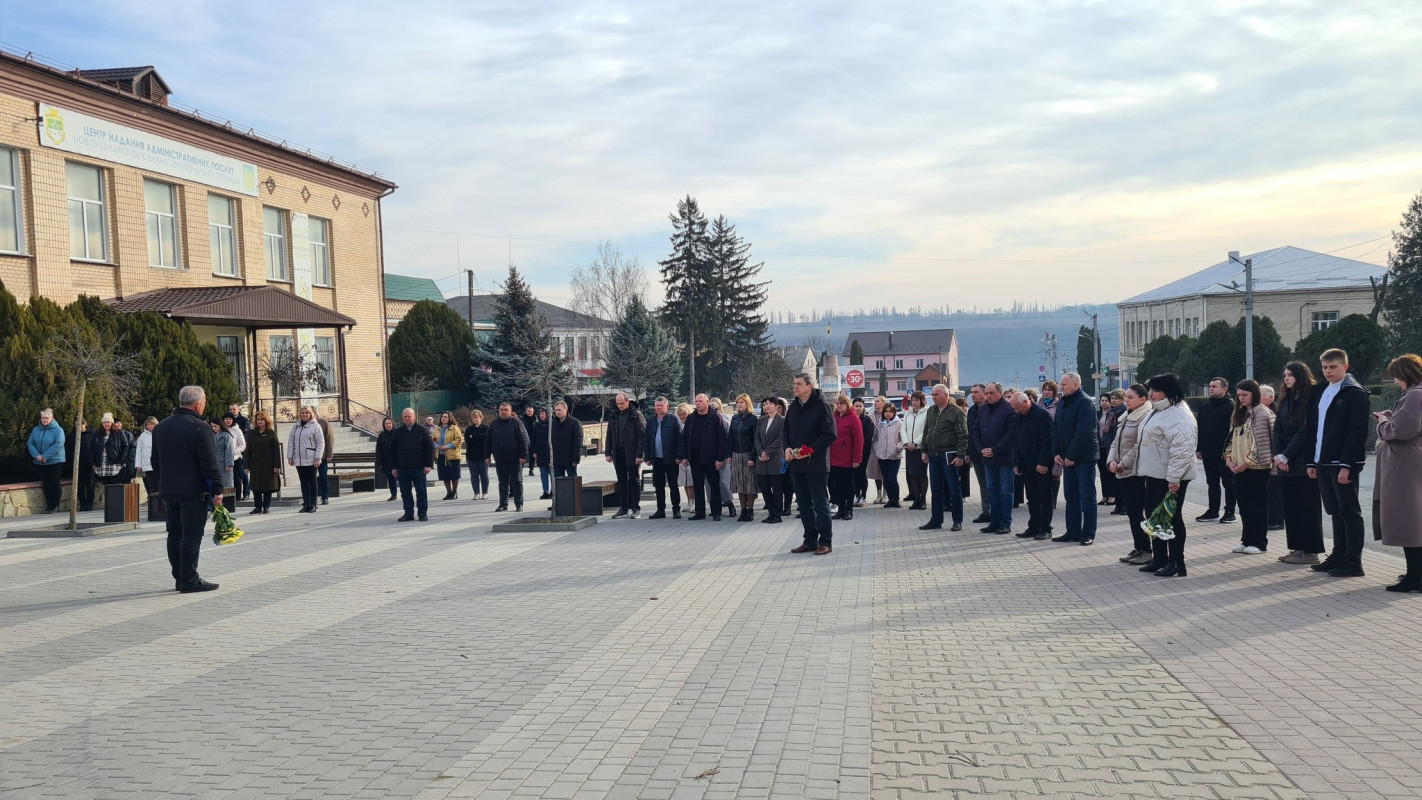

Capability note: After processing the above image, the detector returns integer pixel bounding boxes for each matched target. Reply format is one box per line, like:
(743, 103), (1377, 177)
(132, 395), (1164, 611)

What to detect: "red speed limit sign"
(844, 367), (866, 389)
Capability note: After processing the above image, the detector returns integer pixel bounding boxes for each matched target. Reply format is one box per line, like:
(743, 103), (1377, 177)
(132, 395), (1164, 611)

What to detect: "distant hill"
(769, 304), (1121, 388)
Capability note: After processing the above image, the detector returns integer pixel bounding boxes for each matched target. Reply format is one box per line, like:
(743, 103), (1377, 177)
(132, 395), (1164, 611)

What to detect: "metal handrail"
(343, 397), (388, 437)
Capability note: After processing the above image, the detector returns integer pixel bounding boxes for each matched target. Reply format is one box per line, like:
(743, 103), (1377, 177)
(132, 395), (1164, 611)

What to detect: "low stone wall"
(0, 481), (149, 518)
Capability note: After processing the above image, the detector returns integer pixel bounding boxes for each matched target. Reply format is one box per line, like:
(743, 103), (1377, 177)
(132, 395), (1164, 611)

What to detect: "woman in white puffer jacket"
(1134, 373), (1198, 578)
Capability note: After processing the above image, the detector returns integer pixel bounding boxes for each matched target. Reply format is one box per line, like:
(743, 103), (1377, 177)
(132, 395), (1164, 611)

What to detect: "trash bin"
(580, 485), (604, 516)
(325, 473), (341, 498)
(105, 482), (140, 523)
(554, 475), (583, 516)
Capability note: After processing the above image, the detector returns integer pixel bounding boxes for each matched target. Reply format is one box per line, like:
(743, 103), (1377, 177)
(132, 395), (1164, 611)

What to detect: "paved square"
(2, 467), (1418, 799)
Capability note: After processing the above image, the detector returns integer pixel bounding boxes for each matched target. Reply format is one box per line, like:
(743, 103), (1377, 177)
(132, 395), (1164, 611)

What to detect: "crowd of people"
(24, 347), (1422, 595)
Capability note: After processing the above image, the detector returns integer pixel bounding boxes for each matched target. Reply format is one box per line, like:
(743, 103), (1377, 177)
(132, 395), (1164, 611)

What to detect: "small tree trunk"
(547, 396), (556, 519)
(67, 378), (87, 531)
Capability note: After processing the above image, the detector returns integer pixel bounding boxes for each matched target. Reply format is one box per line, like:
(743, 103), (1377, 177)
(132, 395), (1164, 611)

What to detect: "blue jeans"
(398, 468), (428, 518)
(1062, 463), (1097, 539)
(539, 464), (551, 493)
(926, 453), (963, 526)
(985, 465), (1015, 529)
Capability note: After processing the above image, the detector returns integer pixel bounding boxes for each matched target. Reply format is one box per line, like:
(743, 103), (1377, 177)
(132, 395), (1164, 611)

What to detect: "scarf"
(1125, 403), (1151, 424)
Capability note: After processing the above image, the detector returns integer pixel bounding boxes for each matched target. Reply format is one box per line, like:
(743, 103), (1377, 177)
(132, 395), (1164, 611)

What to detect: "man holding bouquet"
(786, 371), (838, 555)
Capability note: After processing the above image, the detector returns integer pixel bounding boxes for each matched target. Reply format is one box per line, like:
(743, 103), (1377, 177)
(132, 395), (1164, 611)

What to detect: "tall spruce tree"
(1383, 191), (1422, 355)
(1076, 325), (1098, 395)
(476, 266), (569, 406)
(658, 196), (713, 394)
(705, 214), (770, 393)
(603, 297), (681, 401)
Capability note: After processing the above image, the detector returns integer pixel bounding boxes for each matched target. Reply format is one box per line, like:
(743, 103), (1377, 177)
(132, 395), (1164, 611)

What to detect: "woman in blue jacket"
(27, 408), (66, 514)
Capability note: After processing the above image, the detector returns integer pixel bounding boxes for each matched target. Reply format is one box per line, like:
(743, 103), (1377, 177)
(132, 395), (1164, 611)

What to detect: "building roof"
(107, 286), (357, 329)
(384, 274), (445, 303)
(782, 345), (817, 369)
(914, 362), (949, 381)
(1120, 246), (1389, 305)
(445, 295), (611, 330)
(75, 66), (172, 94)
(842, 329), (956, 357)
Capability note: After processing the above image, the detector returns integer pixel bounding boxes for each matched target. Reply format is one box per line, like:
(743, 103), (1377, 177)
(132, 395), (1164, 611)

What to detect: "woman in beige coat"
(1107, 384), (1153, 565)
(1375, 354), (1422, 593)
(1226, 379), (1275, 555)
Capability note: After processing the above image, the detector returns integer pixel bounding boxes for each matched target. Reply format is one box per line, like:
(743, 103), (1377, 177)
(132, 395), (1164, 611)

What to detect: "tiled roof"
(842, 329), (956, 357)
(106, 286), (356, 329)
(384, 274), (445, 303)
(1120, 246), (1388, 304)
(445, 295), (612, 329)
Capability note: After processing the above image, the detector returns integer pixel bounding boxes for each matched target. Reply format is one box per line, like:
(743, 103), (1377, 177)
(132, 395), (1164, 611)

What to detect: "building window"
(144, 179), (181, 268)
(577, 336), (588, 361)
(0, 147), (23, 254)
(563, 337), (574, 358)
(894, 359), (903, 369)
(896, 379), (907, 391)
(309, 216), (331, 286)
(66, 162), (108, 261)
(209, 194), (238, 276)
(916, 358), (924, 369)
(216, 335), (247, 398)
(1311, 311), (1339, 331)
(263, 206), (288, 281)
(313, 336), (336, 392)
(874, 359), (883, 369)
(591, 336), (602, 361)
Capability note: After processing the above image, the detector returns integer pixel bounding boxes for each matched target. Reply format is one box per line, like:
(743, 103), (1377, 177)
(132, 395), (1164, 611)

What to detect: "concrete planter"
(7, 521), (141, 538)
(491, 516), (598, 533)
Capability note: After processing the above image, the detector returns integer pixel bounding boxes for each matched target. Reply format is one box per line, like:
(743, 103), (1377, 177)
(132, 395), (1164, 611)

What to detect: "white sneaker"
(1232, 544), (1249, 553)
(1241, 546), (1263, 554)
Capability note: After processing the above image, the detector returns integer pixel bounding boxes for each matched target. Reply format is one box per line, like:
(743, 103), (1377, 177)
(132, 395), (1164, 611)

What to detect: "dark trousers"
(35, 462), (63, 510)
(1098, 457), (1117, 501)
(1281, 476), (1324, 553)
(1267, 474), (1284, 528)
(467, 460), (489, 494)
(985, 465), (1015, 529)
(651, 460), (681, 511)
(791, 470), (832, 547)
(1144, 477), (1190, 563)
(1404, 547), (1422, 579)
(690, 461), (722, 516)
(781, 473), (793, 513)
(1062, 462), (1098, 538)
(494, 461), (523, 507)
(1235, 468), (1270, 549)
(296, 465), (318, 509)
(254, 491), (273, 511)
(141, 470), (159, 497)
(972, 460), (987, 509)
(1201, 455), (1235, 515)
(926, 453), (963, 526)
(164, 494), (209, 586)
(757, 473), (782, 518)
(878, 458), (901, 503)
(78, 471), (95, 510)
(1120, 475), (1148, 551)
(612, 452), (640, 511)
(958, 462), (973, 498)
(399, 467), (430, 516)
(829, 466), (855, 510)
(318, 459), (330, 501)
(1318, 466), (1364, 569)
(232, 456), (248, 499)
(1014, 471), (1025, 507)
(1023, 467), (1056, 535)
(554, 465), (578, 477)
(854, 460), (869, 500)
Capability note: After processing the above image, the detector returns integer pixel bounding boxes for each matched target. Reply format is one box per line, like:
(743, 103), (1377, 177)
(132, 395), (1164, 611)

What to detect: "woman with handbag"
(1226, 380), (1275, 555)
(1136, 373), (1198, 577)
(1375, 354), (1422, 592)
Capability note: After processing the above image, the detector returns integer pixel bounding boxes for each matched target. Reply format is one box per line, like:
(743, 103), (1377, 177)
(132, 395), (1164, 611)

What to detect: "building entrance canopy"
(106, 286), (356, 329)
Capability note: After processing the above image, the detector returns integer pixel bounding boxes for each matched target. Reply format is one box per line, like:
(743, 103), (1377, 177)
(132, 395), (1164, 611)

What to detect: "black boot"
(726, 500), (736, 516)
(843, 507), (853, 521)
(1155, 560), (1187, 578)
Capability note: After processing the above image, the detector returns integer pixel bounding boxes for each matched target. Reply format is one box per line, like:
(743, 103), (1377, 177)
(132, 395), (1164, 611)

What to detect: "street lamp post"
(1227, 251), (1255, 380)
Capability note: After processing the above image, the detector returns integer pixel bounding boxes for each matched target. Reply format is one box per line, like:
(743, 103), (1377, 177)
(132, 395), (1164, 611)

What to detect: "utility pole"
(466, 269), (475, 336)
(1041, 333), (1059, 379)
(1228, 251), (1254, 379)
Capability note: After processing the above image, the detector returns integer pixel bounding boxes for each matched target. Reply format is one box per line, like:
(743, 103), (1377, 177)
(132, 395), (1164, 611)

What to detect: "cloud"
(10, 0), (1422, 312)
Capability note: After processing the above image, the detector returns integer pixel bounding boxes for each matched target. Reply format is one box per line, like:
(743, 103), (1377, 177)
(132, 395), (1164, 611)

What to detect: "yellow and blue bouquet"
(211, 500), (244, 546)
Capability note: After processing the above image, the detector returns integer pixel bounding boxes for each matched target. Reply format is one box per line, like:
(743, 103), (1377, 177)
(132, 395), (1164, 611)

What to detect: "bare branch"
(569, 241), (648, 326)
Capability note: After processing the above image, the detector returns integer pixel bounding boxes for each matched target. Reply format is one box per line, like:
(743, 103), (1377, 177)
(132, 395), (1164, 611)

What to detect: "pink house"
(841, 329), (959, 396)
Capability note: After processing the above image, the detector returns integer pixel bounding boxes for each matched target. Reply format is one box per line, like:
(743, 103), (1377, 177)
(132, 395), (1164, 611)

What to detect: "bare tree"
(256, 343), (331, 421)
(569, 241), (648, 327)
(733, 347), (795, 400)
(396, 373), (437, 417)
(41, 325), (143, 530)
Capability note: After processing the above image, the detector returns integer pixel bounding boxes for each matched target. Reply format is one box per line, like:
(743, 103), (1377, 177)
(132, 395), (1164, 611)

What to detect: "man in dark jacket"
(966, 385), (990, 523)
(603, 393), (646, 519)
(785, 372), (838, 555)
(522, 405), (538, 476)
(1287, 349), (1372, 577)
(1195, 377), (1237, 523)
(680, 394), (728, 520)
(151, 385), (223, 593)
(920, 384), (968, 531)
(644, 396), (683, 519)
(531, 410), (552, 499)
(392, 407), (436, 521)
(975, 382), (1019, 534)
(550, 401), (584, 478)
(488, 402), (530, 512)
(1013, 392), (1056, 540)
(1051, 373), (1100, 544)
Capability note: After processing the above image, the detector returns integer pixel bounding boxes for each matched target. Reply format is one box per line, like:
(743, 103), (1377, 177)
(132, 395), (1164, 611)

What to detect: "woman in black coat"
(374, 417), (398, 500)
(463, 410), (491, 500)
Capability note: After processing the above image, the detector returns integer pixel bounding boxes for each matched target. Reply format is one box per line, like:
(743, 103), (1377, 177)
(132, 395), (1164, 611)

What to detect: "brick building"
(0, 50), (396, 421)
(841, 329), (959, 396)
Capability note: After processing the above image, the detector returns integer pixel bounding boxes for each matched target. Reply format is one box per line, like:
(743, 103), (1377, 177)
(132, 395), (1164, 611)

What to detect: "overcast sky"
(10, 1), (1422, 313)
